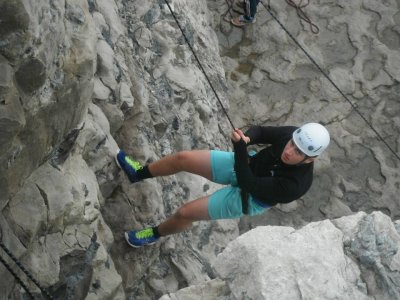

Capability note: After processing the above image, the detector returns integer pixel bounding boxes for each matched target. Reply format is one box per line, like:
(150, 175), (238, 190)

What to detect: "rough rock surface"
(165, 211), (400, 300)
(0, 0), (399, 299)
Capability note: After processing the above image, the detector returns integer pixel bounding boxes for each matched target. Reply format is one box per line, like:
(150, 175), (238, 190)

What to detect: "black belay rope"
(162, 0), (236, 130)
(161, 0), (256, 213)
(0, 241), (54, 299)
(241, 189), (249, 214)
(0, 254), (35, 299)
(222, 0), (234, 22)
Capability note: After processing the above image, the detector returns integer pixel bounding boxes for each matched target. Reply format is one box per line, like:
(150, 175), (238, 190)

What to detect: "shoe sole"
(124, 232), (156, 248)
(115, 149), (122, 169)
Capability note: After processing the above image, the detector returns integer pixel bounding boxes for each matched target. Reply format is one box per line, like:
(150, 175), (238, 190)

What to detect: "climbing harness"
(240, 190), (250, 214)
(0, 240), (54, 299)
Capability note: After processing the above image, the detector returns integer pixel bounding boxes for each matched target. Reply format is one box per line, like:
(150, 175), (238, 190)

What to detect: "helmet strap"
(296, 155), (317, 165)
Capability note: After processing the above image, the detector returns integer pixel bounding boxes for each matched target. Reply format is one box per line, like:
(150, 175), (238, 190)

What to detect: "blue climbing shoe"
(116, 150), (143, 183)
(125, 228), (159, 248)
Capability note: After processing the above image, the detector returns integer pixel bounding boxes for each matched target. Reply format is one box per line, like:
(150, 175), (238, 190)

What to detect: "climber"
(116, 123), (330, 248)
(231, 0), (260, 27)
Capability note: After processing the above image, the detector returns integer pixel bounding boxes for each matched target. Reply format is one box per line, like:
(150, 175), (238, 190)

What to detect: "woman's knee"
(174, 196), (210, 221)
(174, 151), (191, 163)
(173, 150), (212, 179)
(175, 203), (192, 220)
(173, 151), (195, 171)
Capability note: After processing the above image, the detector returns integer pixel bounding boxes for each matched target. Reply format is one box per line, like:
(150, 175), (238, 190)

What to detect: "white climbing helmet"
(292, 123), (330, 157)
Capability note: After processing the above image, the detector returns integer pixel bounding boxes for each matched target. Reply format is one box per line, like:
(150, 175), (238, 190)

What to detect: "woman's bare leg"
(157, 195), (210, 236)
(148, 150), (212, 181)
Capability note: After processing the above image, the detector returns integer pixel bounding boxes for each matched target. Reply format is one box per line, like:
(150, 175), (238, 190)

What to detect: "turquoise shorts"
(208, 150), (270, 220)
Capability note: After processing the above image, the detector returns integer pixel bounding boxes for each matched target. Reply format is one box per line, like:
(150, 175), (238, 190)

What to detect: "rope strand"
(222, 0), (234, 22)
(163, 0), (236, 130)
(0, 253), (35, 299)
(0, 241), (54, 299)
(286, 0), (319, 34)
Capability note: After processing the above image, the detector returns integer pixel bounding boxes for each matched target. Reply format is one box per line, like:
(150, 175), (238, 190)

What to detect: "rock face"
(164, 212), (400, 300)
(0, 0), (121, 298)
(0, 0), (399, 299)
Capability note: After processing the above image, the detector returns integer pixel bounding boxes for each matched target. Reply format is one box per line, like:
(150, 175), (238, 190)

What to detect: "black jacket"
(233, 126), (313, 206)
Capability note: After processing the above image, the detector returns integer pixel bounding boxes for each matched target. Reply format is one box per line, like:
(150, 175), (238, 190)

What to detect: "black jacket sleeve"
(233, 139), (301, 206)
(245, 126), (298, 145)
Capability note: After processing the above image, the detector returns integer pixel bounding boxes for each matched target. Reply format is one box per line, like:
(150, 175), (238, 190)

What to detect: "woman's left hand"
(231, 128), (250, 144)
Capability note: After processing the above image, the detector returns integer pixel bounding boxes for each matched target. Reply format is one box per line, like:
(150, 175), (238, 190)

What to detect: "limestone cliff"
(163, 212), (400, 299)
(0, 0), (399, 299)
